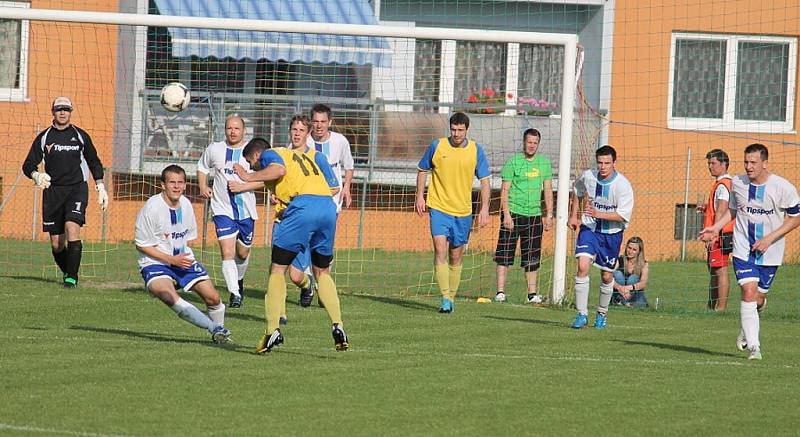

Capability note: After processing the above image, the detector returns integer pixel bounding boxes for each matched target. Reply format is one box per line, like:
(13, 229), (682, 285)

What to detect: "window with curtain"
(518, 44), (564, 114)
(0, 2), (29, 101)
(454, 41), (507, 103)
(413, 39), (441, 112)
(669, 33), (796, 132)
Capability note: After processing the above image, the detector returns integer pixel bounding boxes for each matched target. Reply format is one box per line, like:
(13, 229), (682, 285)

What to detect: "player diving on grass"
(234, 115), (347, 353)
(134, 165), (231, 344)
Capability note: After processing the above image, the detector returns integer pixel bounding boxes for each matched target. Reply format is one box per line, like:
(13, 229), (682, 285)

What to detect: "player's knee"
(311, 251), (333, 269)
(271, 245), (298, 266)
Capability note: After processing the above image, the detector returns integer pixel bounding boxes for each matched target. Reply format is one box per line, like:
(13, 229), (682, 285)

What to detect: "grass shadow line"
(611, 339), (741, 358)
(483, 315), (565, 328)
(350, 294), (437, 312)
(70, 325), (253, 354)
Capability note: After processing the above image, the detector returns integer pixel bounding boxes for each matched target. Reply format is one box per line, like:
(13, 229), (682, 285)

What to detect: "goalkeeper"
(22, 97), (109, 288)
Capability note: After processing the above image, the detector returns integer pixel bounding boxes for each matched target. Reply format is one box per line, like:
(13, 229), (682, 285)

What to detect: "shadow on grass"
(612, 339), (740, 358)
(70, 325), (253, 354)
(483, 315), (565, 328)
(350, 294), (437, 312)
(0, 275), (57, 284)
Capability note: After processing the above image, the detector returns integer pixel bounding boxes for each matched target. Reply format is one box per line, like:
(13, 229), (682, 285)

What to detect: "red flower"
(468, 94), (478, 103)
(485, 89), (496, 98)
(507, 92), (514, 99)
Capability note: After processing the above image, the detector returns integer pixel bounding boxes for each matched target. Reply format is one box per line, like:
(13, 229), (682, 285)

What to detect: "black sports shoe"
(63, 277), (78, 289)
(299, 274), (314, 307)
(256, 329), (284, 354)
(230, 293), (243, 308)
(332, 324), (349, 351)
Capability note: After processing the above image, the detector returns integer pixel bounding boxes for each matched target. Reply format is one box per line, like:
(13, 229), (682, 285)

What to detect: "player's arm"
(500, 181), (513, 230)
(228, 180), (265, 193)
(196, 151), (213, 198)
(234, 150), (286, 182)
(314, 151), (341, 196)
(474, 144), (491, 227)
(22, 132), (52, 188)
(751, 205), (800, 253)
(134, 213), (192, 268)
(699, 205), (736, 242)
(415, 140), (437, 216)
(341, 140), (355, 208)
(135, 244), (192, 269)
(586, 183), (632, 223)
(543, 178), (554, 231)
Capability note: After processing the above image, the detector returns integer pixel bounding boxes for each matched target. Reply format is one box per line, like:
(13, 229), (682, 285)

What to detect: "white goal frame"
(0, 6), (579, 303)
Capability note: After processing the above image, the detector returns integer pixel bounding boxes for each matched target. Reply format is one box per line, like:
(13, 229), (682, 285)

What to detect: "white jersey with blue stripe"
(573, 169), (634, 234)
(197, 140), (258, 221)
(729, 173), (800, 266)
(307, 131), (354, 212)
(135, 194), (198, 269)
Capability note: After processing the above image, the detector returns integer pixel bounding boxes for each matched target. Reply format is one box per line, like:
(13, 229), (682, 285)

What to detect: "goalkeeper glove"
(96, 182), (109, 211)
(31, 171), (51, 189)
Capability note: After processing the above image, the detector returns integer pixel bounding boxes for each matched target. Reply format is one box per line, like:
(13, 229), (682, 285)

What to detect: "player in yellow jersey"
(415, 112), (491, 313)
(234, 115), (348, 353)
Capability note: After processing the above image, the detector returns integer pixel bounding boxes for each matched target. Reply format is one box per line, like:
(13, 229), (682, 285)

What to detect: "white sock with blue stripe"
(222, 259), (240, 296)
(171, 298), (214, 332)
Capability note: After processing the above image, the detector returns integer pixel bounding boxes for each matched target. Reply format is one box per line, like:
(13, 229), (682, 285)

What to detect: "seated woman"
(612, 236), (649, 308)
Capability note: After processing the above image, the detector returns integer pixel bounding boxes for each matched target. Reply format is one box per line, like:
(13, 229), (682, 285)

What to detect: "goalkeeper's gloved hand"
(31, 171), (51, 189)
(96, 182), (109, 211)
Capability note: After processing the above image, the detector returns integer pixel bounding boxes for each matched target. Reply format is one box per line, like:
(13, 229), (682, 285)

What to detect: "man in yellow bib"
(415, 112), (491, 313)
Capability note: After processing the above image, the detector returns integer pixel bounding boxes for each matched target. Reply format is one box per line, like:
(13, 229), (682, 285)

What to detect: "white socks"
(598, 280), (614, 315)
(221, 259), (240, 296)
(171, 298), (214, 332)
(207, 302), (226, 327)
(741, 301), (760, 349)
(235, 254), (249, 280)
(574, 276), (590, 315)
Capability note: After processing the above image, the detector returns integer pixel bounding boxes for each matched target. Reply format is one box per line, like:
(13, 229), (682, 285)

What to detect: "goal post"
(0, 5), (580, 302)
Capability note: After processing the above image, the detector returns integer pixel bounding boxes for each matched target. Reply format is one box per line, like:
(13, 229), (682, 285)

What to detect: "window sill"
(668, 117), (795, 134)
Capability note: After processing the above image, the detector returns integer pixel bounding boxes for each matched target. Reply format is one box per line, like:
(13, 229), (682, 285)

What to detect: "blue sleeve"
(314, 152), (340, 189)
(259, 150), (284, 168)
(475, 144), (491, 179)
(417, 140), (438, 171)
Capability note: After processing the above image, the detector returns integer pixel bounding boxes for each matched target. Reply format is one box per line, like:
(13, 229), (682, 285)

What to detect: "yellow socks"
(448, 264), (463, 300)
(316, 273), (342, 325)
(266, 273), (287, 333)
(435, 263), (450, 300)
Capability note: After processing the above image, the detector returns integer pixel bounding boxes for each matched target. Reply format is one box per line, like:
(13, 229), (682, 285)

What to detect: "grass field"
(2, 243), (799, 435)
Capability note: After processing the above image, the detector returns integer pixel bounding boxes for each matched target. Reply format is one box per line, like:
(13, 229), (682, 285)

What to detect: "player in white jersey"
(307, 103), (355, 212)
(197, 114), (262, 308)
(135, 165), (231, 344)
(700, 144), (800, 360)
(568, 145), (634, 330)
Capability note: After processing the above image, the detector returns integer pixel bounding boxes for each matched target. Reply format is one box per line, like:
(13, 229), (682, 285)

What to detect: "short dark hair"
(161, 164), (186, 182)
(744, 143), (769, 161)
(449, 112), (470, 129)
(243, 137), (271, 159)
(290, 114), (311, 132)
(705, 149), (729, 168)
(523, 128), (541, 141)
(596, 145), (617, 161)
(310, 103), (332, 119)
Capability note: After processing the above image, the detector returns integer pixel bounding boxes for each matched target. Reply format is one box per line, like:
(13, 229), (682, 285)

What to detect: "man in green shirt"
(494, 128), (554, 303)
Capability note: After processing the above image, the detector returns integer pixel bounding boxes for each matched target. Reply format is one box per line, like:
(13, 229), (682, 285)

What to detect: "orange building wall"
(0, 0), (119, 240)
(607, 0), (800, 261)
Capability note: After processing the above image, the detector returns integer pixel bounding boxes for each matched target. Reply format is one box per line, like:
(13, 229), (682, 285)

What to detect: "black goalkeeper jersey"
(22, 124), (105, 186)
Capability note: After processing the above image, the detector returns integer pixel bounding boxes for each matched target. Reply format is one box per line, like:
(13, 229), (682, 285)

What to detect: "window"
(673, 203), (703, 241)
(669, 33), (797, 133)
(413, 40), (564, 115)
(0, 1), (30, 101)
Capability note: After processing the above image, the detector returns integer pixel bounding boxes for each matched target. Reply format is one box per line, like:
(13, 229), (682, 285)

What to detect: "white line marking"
(0, 422), (135, 437)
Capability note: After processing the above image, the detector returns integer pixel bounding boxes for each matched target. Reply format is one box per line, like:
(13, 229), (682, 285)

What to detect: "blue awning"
(153, 0), (391, 67)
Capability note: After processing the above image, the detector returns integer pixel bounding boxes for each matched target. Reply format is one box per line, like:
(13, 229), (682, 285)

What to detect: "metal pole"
(551, 36), (579, 305)
(680, 147), (692, 261)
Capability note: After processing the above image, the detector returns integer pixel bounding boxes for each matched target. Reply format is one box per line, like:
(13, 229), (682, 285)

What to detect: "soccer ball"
(160, 82), (190, 112)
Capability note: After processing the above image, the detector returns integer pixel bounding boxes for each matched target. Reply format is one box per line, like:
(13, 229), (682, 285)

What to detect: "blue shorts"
(430, 208), (472, 247)
(273, 221), (311, 271)
(732, 257), (778, 293)
(272, 195), (337, 262)
(213, 216), (255, 247)
(140, 262), (209, 291)
(575, 226), (623, 271)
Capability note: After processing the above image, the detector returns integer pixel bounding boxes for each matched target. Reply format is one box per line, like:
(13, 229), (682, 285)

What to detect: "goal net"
(2, 0), (797, 317)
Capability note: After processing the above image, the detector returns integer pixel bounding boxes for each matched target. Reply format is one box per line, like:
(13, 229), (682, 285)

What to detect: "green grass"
(2, 271), (799, 436)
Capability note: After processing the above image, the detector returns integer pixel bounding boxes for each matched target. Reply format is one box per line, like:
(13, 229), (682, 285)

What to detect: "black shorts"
(494, 213), (543, 272)
(42, 183), (88, 234)
(720, 232), (733, 256)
